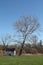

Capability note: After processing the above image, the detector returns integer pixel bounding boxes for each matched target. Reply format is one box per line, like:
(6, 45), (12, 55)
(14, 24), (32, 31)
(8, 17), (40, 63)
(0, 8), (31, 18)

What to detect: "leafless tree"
(28, 35), (38, 46)
(13, 16), (40, 55)
(1, 34), (12, 50)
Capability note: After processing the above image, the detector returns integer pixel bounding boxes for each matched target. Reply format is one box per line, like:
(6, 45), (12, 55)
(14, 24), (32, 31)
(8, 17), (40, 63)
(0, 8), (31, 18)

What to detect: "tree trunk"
(19, 36), (26, 56)
(19, 43), (24, 56)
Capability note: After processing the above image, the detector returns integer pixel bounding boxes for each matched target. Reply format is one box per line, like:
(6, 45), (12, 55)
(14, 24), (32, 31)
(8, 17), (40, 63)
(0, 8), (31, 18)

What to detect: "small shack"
(5, 48), (16, 56)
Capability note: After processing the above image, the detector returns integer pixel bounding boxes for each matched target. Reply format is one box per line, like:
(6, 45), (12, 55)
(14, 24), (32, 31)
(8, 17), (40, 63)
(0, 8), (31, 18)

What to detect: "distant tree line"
(0, 40), (43, 55)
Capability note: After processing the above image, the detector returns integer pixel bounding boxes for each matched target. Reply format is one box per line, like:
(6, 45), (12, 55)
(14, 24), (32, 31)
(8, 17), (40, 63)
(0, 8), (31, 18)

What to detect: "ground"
(0, 55), (43, 65)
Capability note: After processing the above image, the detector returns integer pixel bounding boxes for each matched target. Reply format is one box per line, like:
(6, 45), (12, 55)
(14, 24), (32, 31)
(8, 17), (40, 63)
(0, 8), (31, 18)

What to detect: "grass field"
(0, 55), (43, 65)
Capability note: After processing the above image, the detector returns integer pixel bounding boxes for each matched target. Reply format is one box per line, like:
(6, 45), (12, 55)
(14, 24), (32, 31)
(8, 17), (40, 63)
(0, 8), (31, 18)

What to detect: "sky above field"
(0, 0), (43, 42)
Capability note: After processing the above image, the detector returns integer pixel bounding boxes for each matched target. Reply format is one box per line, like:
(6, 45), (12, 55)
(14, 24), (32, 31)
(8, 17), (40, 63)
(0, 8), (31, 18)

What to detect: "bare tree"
(1, 34), (12, 50)
(13, 16), (40, 55)
(28, 35), (38, 45)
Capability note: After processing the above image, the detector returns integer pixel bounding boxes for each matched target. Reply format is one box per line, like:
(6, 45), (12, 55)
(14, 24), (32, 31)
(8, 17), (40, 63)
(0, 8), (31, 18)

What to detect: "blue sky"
(0, 0), (43, 41)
